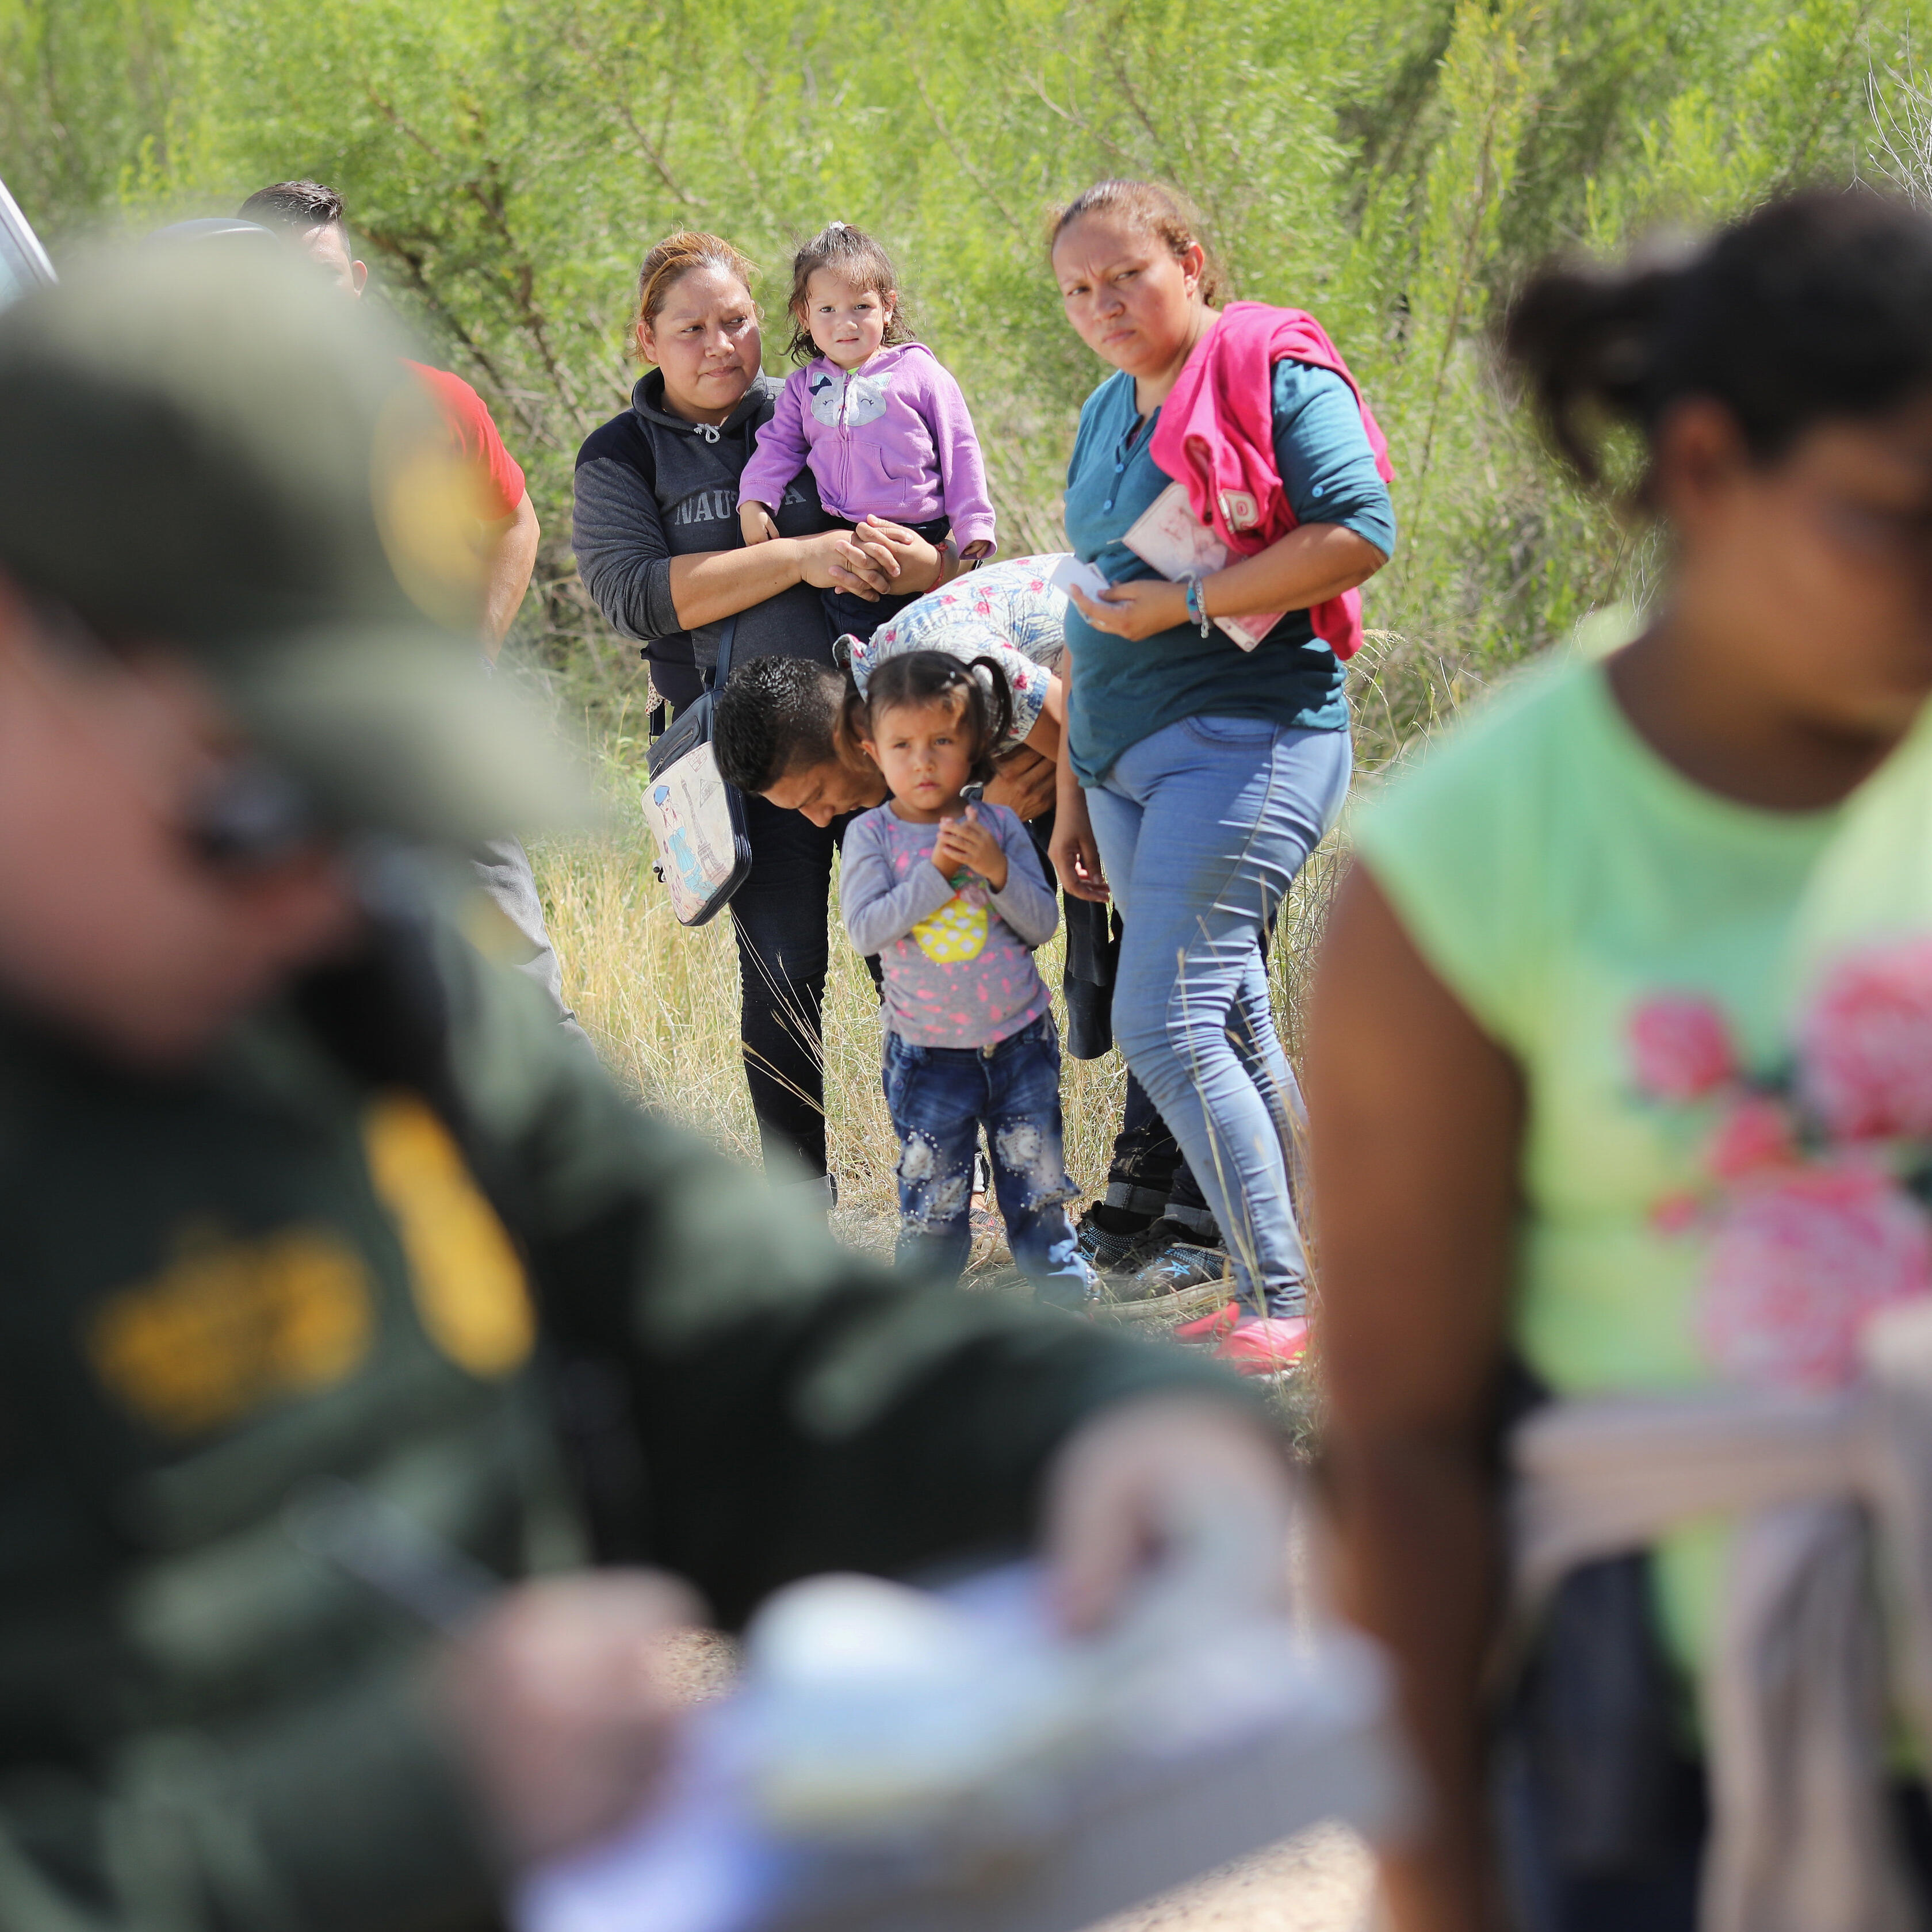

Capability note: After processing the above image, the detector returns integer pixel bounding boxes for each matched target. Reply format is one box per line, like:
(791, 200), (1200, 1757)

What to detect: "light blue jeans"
(1085, 717), (1352, 1317)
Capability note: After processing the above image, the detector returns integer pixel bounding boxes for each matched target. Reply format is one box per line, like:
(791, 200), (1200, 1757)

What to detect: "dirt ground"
(1091, 1828), (1375, 1932)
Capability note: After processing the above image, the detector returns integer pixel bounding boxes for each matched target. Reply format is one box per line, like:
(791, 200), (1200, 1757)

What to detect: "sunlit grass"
(531, 831), (1136, 1220)
(530, 829), (1331, 1229)
(525, 634), (1471, 1229)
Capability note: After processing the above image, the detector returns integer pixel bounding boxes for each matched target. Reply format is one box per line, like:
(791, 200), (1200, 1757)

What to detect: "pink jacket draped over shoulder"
(1149, 301), (1393, 662)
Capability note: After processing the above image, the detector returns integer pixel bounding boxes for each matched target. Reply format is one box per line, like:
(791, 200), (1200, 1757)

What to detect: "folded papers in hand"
(517, 1562), (1407, 1932)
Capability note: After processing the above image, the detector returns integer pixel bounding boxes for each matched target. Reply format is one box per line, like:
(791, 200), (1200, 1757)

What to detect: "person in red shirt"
(403, 360), (541, 649)
(239, 181), (575, 1030)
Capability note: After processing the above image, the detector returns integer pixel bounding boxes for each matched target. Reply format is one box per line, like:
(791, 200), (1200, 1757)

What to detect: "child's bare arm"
(1309, 863), (1522, 1932)
(738, 500), (779, 546)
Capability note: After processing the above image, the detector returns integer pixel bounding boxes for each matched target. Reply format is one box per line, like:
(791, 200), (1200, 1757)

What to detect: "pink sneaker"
(1214, 1316), (1310, 1375)
(1172, 1300), (1242, 1344)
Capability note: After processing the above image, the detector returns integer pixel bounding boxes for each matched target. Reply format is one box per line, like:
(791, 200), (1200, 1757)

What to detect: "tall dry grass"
(526, 632), (1485, 1224)
(531, 831), (1168, 1222)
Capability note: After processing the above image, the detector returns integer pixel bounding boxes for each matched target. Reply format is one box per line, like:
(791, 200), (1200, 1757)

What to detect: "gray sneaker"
(1126, 1239), (1232, 1301)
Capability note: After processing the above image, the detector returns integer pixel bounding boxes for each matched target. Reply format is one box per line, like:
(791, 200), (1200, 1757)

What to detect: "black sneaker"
(1076, 1205), (1161, 1275)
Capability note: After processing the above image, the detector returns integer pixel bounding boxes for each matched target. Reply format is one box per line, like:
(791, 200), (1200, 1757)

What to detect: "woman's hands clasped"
(809, 514), (952, 606)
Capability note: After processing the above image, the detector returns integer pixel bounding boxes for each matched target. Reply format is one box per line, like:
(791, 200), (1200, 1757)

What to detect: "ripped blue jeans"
(883, 1016), (1093, 1308)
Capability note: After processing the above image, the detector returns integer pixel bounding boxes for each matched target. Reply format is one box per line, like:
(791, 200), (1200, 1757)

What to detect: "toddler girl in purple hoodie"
(738, 223), (996, 641)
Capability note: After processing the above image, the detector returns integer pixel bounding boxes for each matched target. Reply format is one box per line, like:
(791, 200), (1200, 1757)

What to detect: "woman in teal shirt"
(1047, 179), (1394, 1359)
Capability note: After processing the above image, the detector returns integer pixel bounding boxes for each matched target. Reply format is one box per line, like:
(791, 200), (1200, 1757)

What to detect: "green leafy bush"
(2, 0), (1921, 1196)
(3, 0), (1914, 760)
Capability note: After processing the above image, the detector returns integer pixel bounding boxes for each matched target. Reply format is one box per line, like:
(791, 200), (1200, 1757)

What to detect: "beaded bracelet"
(1185, 576), (1212, 637)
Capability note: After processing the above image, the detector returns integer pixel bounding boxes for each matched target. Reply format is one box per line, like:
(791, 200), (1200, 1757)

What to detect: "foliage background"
(7, 0), (1918, 712)
(3, 0), (1926, 1200)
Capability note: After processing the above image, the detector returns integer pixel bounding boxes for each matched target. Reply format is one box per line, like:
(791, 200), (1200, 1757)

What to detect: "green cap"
(0, 246), (587, 841)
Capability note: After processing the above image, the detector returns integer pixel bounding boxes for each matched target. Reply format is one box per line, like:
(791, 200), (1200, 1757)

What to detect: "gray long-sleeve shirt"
(841, 800), (1056, 1047)
(572, 370), (835, 705)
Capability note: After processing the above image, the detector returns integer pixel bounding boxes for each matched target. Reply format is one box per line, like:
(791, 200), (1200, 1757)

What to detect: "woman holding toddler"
(573, 229), (974, 1203)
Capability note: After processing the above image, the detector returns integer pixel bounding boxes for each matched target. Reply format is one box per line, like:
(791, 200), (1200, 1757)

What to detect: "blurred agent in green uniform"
(0, 247), (1290, 1930)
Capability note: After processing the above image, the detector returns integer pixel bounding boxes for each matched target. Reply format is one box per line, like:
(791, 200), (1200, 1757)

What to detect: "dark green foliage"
(1, 0), (1919, 757)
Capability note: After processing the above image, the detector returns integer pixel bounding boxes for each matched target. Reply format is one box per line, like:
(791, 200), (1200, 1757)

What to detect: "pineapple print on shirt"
(912, 874), (989, 962)
(842, 797), (1055, 1049)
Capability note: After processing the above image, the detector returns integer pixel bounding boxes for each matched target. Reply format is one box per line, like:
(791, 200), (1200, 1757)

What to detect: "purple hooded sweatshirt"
(738, 341), (997, 555)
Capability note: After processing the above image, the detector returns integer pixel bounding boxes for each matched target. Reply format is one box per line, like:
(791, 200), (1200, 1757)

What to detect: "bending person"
(1047, 179), (1394, 1368)
(573, 231), (952, 1202)
(714, 557), (1254, 1307)
(717, 554), (1070, 825)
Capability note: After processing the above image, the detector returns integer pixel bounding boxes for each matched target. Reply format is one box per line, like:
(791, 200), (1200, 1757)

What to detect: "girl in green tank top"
(1310, 193), (1932, 1932)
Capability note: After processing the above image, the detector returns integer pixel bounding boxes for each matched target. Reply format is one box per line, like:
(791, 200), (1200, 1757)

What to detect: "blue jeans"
(883, 1016), (1092, 1307)
(1085, 718), (1351, 1317)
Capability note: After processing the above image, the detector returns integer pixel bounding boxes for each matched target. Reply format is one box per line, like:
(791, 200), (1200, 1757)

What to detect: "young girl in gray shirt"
(839, 652), (1094, 1307)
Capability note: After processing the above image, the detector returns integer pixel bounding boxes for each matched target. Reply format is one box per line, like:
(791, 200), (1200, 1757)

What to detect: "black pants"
(1501, 1751), (1932, 1930)
(1061, 887), (1223, 1230)
(821, 514), (951, 643)
(729, 790), (846, 1179)
(1495, 1546), (1932, 1930)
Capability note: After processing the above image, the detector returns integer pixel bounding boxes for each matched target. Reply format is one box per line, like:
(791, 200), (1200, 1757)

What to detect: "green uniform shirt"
(0, 899), (1235, 1931)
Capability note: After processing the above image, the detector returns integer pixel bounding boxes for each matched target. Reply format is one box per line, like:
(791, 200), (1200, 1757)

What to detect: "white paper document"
(1122, 482), (1284, 652)
(517, 1563), (1406, 1932)
(1046, 554), (1111, 603)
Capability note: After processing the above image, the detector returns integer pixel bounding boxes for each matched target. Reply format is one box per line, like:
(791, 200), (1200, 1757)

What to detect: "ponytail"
(1502, 256), (1685, 489)
(1503, 188), (1932, 497)
(966, 653), (1017, 756)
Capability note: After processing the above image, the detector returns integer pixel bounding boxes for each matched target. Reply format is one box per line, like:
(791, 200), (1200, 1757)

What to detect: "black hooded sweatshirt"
(572, 370), (833, 711)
